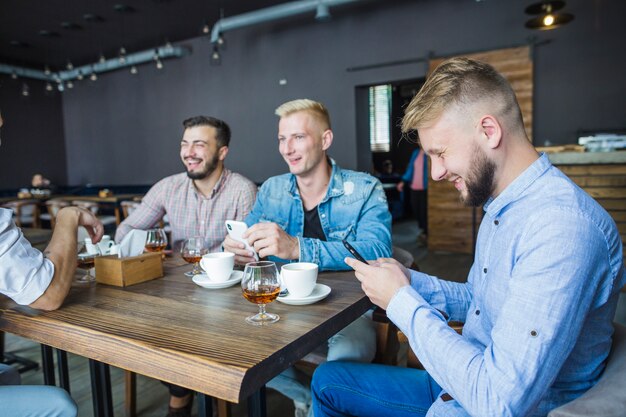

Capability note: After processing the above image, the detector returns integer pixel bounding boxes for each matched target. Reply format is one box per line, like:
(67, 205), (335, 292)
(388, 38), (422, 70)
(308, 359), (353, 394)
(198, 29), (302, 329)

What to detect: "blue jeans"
(312, 362), (441, 417)
(266, 313), (376, 414)
(0, 364), (77, 417)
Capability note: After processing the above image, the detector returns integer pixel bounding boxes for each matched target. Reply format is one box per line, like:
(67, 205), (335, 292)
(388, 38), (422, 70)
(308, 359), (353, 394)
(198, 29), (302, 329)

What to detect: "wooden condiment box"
(95, 252), (163, 287)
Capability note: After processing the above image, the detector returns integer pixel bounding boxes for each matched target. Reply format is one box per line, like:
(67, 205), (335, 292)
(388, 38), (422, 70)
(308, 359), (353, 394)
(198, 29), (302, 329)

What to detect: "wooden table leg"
(125, 370), (136, 417)
(89, 359), (114, 417)
(217, 398), (232, 417)
(247, 386), (267, 417)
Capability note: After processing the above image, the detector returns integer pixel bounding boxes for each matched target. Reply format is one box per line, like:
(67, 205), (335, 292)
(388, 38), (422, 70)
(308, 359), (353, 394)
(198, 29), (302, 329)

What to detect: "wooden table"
(0, 259), (371, 416)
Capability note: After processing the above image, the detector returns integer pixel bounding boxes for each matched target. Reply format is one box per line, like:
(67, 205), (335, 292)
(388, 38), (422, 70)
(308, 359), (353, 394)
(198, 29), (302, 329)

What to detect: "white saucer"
(276, 284), (331, 305)
(192, 270), (243, 289)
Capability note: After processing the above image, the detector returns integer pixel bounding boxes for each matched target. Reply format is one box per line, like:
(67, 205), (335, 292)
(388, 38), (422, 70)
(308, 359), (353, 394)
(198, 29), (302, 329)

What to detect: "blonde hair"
(275, 99), (331, 130)
(402, 57), (524, 134)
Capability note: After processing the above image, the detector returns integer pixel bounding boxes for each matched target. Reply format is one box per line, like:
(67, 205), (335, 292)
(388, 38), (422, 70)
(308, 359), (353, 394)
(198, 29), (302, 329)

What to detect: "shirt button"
(530, 330), (538, 337)
(483, 268), (487, 273)
(321, 214), (326, 218)
(494, 220), (499, 225)
(475, 310), (480, 315)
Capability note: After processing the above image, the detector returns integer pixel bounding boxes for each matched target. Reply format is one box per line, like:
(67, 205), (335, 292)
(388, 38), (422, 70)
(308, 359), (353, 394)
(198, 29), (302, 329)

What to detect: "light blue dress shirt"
(387, 154), (625, 417)
(245, 158), (392, 270)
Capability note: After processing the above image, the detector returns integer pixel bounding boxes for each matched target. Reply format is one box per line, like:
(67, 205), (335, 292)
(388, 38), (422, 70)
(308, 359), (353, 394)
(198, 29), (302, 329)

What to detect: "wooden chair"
(42, 199), (70, 229)
(121, 200), (141, 219)
(2, 199), (40, 228)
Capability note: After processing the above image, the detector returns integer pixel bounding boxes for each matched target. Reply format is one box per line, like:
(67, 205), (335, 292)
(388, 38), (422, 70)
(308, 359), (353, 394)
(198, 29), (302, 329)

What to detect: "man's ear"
(480, 115), (502, 149)
(321, 129), (333, 151)
(218, 145), (229, 161)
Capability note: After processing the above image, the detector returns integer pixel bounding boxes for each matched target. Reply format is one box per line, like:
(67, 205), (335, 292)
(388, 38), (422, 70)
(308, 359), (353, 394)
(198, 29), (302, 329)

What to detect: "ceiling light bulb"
(543, 14), (555, 26)
(77, 70), (84, 80)
(164, 41), (173, 52)
(45, 82), (53, 92)
(217, 35), (225, 46)
(153, 49), (159, 60)
(90, 72), (97, 81)
(202, 24), (210, 34)
(156, 59), (163, 70)
(22, 83), (29, 97)
(66, 61), (74, 70)
(120, 46), (126, 55)
(67, 80), (74, 89)
(212, 50), (220, 60)
(44, 65), (51, 76)
(11, 71), (18, 79)
(99, 54), (106, 64)
(130, 65), (138, 75)
(57, 82), (65, 92)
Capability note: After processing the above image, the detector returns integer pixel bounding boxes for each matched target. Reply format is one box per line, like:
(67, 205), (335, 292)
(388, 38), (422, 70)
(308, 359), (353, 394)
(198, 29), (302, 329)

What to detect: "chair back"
(121, 200), (140, 218)
(3, 200), (40, 228)
(45, 199), (70, 228)
(548, 322), (626, 417)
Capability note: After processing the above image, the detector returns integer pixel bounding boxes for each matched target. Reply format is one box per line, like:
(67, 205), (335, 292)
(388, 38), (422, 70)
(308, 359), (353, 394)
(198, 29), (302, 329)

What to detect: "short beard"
(462, 145), (496, 207)
(186, 155), (219, 180)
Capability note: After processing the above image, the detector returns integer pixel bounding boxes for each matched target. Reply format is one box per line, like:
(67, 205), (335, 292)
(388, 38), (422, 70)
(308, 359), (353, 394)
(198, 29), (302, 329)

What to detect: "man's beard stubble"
(462, 145), (496, 207)
(186, 154), (220, 180)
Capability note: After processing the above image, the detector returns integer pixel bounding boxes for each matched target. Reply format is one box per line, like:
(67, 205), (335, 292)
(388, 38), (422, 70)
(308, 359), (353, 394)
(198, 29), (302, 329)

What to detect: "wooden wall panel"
(427, 46), (532, 254)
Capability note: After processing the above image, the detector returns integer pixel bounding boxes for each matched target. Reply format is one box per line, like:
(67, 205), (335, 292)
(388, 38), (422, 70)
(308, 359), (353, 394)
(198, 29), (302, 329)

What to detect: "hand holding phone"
(342, 239), (367, 263)
(225, 220), (259, 261)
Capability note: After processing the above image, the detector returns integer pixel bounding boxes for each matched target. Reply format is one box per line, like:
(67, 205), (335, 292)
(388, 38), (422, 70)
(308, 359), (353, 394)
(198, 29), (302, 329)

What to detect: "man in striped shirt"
(115, 116), (257, 253)
(114, 116), (257, 417)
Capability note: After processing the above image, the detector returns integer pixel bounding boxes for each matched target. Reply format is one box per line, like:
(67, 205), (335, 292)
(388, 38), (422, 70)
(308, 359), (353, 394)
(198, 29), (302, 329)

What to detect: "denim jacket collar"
(286, 157), (344, 203)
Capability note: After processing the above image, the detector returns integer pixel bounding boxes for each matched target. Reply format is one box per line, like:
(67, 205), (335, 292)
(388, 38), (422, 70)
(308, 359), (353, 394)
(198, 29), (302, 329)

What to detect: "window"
(369, 84), (391, 153)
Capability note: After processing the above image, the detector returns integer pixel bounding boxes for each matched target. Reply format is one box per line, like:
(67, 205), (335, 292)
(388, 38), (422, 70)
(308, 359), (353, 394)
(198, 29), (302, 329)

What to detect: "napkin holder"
(95, 252), (163, 287)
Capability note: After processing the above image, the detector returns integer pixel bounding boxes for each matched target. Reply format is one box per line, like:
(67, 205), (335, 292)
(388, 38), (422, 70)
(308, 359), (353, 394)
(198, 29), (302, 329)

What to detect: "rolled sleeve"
(0, 210), (54, 305)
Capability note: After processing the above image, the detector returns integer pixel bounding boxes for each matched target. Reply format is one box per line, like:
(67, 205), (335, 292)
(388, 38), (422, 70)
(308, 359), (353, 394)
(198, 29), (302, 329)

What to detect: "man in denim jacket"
(224, 99), (392, 416)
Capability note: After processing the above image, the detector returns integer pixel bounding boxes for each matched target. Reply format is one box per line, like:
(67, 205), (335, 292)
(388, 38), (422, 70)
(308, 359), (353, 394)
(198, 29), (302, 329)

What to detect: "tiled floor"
(5, 219), (474, 417)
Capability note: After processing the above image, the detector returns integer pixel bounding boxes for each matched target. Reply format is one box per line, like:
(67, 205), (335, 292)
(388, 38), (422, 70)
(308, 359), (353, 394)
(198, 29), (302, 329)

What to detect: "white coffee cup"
(200, 252), (235, 282)
(98, 235), (114, 255)
(84, 238), (100, 255)
(108, 243), (120, 256)
(281, 262), (318, 298)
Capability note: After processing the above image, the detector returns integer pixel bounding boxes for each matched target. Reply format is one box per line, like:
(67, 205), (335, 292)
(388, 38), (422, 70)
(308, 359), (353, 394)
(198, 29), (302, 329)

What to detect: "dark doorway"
(356, 77), (425, 222)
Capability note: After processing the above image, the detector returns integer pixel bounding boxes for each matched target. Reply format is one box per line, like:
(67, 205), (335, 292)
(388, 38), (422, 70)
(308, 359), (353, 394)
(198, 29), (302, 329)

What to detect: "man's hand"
(57, 206), (104, 243)
(246, 222), (299, 261)
(223, 234), (257, 265)
(345, 257), (410, 310)
(396, 181), (405, 193)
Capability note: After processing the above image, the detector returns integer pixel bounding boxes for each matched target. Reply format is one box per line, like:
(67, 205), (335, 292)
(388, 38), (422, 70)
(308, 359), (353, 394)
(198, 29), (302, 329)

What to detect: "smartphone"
(225, 220), (259, 261)
(342, 239), (367, 263)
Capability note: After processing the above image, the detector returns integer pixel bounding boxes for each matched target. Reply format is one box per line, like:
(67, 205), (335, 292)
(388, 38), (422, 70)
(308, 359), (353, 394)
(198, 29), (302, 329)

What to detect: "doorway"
(356, 77), (425, 223)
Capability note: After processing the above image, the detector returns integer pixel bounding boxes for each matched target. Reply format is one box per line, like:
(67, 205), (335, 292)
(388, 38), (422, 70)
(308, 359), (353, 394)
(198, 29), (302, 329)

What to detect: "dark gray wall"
(56, 0), (626, 185)
(0, 76), (67, 189)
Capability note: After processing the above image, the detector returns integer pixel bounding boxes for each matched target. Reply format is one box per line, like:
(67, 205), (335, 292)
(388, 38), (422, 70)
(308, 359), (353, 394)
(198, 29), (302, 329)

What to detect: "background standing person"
(311, 58), (625, 417)
(396, 146), (428, 244)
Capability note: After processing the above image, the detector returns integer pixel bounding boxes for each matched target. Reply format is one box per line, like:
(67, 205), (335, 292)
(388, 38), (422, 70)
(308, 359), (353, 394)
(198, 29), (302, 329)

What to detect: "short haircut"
(182, 116), (231, 148)
(275, 99), (331, 130)
(402, 58), (524, 135)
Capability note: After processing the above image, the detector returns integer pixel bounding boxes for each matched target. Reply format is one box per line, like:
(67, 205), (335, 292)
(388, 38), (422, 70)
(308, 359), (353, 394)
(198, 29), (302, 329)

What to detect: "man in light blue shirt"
(312, 58), (625, 417)
(224, 99), (392, 416)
